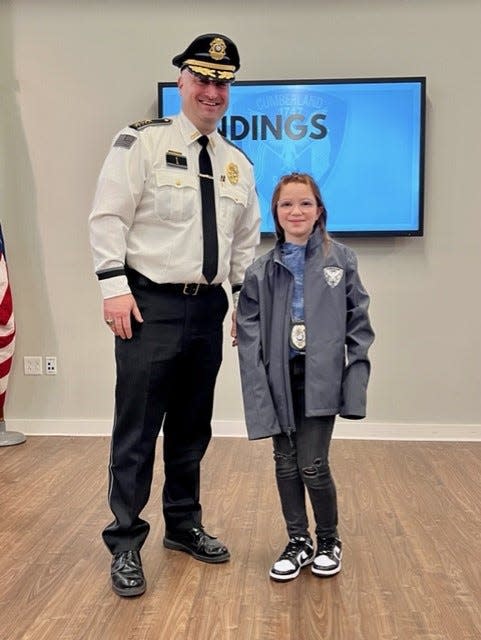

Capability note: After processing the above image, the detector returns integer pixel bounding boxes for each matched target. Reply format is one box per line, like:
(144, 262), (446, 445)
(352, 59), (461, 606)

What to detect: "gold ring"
(106, 319), (114, 325)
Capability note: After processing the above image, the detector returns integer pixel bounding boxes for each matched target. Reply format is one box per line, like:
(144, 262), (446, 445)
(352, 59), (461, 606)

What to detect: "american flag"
(0, 224), (15, 415)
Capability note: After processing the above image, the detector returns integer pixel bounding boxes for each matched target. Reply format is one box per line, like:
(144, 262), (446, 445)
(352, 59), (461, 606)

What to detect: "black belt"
(127, 269), (219, 296)
(157, 282), (219, 296)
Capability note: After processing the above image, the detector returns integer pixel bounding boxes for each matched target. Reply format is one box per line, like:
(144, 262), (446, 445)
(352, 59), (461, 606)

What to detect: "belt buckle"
(183, 283), (200, 295)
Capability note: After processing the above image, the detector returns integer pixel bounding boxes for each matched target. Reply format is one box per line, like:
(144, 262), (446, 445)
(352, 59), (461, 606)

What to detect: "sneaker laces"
(317, 536), (339, 555)
(279, 537), (312, 560)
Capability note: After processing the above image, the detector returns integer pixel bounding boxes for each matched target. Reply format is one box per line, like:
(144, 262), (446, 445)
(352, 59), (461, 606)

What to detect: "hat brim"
(184, 63), (235, 83)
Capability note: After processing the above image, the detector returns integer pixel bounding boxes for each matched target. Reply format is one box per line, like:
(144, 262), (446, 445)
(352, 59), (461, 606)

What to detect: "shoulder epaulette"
(129, 118), (172, 131)
(219, 132), (254, 165)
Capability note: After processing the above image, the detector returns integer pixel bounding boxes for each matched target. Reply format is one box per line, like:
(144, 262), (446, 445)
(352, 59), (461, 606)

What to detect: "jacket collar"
(274, 230), (323, 262)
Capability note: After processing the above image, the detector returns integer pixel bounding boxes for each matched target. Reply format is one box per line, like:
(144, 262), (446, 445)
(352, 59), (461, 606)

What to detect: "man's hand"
(230, 309), (237, 347)
(104, 294), (143, 340)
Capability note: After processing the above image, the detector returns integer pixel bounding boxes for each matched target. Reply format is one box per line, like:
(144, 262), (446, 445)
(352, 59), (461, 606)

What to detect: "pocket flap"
(155, 169), (197, 190)
(219, 182), (248, 207)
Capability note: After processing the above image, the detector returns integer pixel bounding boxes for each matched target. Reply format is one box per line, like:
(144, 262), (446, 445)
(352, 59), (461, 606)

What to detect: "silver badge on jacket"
(290, 322), (306, 351)
(324, 266), (343, 288)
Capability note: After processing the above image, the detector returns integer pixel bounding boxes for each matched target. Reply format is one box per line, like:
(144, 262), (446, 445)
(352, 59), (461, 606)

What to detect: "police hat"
(172, 33), (240, 83)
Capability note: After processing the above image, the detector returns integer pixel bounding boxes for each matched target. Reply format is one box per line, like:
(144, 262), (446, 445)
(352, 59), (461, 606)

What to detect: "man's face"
(178, 69), (230, 134)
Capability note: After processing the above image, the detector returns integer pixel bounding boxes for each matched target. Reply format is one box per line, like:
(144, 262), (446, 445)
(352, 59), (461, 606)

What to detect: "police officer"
(89, 33), (260, 597)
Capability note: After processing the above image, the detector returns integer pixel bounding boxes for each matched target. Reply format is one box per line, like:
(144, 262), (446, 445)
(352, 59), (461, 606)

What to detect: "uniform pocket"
(154, 170), (197, 221)
(218, 182), (248, 236)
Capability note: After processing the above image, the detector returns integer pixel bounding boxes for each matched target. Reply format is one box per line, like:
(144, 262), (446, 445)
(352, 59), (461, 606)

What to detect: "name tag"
(166, 151), (188, 169)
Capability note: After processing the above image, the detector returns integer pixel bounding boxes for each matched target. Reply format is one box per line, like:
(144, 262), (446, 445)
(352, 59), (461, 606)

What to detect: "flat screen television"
(158, 77), (426, 237)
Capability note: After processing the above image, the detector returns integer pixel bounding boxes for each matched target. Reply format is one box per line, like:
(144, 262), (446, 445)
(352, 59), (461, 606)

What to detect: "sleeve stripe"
(97, 268), (126, 281)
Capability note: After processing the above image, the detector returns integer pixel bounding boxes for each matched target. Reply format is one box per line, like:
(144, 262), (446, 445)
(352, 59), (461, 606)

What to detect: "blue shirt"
(281, 242), (306, 357)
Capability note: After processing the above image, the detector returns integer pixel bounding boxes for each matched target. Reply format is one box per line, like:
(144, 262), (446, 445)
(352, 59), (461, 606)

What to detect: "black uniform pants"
(102, 271), (228, 554)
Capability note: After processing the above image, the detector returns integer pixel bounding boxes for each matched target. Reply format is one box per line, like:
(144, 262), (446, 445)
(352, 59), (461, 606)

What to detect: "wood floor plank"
(1, 437), (480, 639)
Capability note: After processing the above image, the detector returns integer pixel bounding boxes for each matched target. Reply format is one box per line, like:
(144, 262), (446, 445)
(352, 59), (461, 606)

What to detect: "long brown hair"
(271, 173), (330, 251)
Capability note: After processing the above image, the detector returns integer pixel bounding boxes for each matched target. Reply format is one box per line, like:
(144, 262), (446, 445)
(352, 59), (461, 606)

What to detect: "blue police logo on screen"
(218, 87), (347, 226)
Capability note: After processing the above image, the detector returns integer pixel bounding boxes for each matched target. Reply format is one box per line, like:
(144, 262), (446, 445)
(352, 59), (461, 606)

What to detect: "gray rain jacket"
(236, 232), (374, 440)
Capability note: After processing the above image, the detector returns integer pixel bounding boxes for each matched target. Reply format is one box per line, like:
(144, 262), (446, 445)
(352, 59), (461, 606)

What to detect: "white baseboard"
(4, 418), (481, 441)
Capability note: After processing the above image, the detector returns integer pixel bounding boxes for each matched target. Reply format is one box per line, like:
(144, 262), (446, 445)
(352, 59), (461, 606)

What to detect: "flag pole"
(0, 411), (25, 446)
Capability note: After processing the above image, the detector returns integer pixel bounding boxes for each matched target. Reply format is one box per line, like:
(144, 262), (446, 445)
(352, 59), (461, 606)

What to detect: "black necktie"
(198, 135), (218, 283)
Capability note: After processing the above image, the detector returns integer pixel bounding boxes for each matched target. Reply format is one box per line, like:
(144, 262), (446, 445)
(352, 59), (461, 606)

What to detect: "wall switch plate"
(24, 356), (43, 375)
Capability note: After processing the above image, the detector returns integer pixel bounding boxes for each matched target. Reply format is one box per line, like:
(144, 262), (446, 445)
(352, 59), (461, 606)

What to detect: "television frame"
(158, 76), (426, 238)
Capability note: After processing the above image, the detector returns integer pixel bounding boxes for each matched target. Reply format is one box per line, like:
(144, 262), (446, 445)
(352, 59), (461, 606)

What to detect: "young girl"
(236, 173), (374, 581)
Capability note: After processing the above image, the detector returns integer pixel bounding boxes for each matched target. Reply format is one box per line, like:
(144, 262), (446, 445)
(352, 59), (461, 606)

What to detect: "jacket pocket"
(154, 170), (197, 222)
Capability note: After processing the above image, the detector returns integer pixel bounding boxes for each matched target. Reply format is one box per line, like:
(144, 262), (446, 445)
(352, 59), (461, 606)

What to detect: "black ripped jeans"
(273, 356), (338, 540)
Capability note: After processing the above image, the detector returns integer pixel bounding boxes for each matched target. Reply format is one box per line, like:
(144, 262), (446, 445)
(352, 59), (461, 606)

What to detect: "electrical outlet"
(24, 356), (43, 375)
(45, 356), (57, 375)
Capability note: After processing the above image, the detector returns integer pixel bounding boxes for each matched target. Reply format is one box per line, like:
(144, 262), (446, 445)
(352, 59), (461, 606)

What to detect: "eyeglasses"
(277, 199), (318, 212)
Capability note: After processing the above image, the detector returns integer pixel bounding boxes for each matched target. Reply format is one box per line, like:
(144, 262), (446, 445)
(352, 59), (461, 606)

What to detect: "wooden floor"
(0, 436), (480, 640)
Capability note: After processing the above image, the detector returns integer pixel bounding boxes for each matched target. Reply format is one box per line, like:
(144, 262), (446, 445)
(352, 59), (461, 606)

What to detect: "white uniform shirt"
(89, 111), (260, 299)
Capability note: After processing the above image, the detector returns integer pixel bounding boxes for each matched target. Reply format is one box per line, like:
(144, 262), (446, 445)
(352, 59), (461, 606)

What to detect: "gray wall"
(2, 0), (480, 437)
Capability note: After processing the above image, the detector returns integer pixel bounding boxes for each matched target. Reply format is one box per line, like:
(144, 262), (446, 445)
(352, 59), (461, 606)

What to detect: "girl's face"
(276, 182), (321, 245)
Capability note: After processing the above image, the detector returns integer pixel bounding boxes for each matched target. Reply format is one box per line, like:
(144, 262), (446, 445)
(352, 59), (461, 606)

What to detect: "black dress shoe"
(163, 526), (230, 563)
(111, 550), (146, 597)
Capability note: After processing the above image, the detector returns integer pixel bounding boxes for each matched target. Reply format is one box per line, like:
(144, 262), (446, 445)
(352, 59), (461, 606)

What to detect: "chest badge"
(226, 162), (239, 185)
(290, 322), (306, 351)
(323, 266), (343, 288)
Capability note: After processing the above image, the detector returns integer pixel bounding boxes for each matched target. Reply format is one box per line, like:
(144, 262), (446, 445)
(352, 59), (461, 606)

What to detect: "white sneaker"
(269, 536), (314, 581)
(311, 537), (342, 577)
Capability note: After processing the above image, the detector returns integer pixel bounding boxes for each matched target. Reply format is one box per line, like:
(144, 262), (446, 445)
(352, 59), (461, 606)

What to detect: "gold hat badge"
(209, 38), (227, 61)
